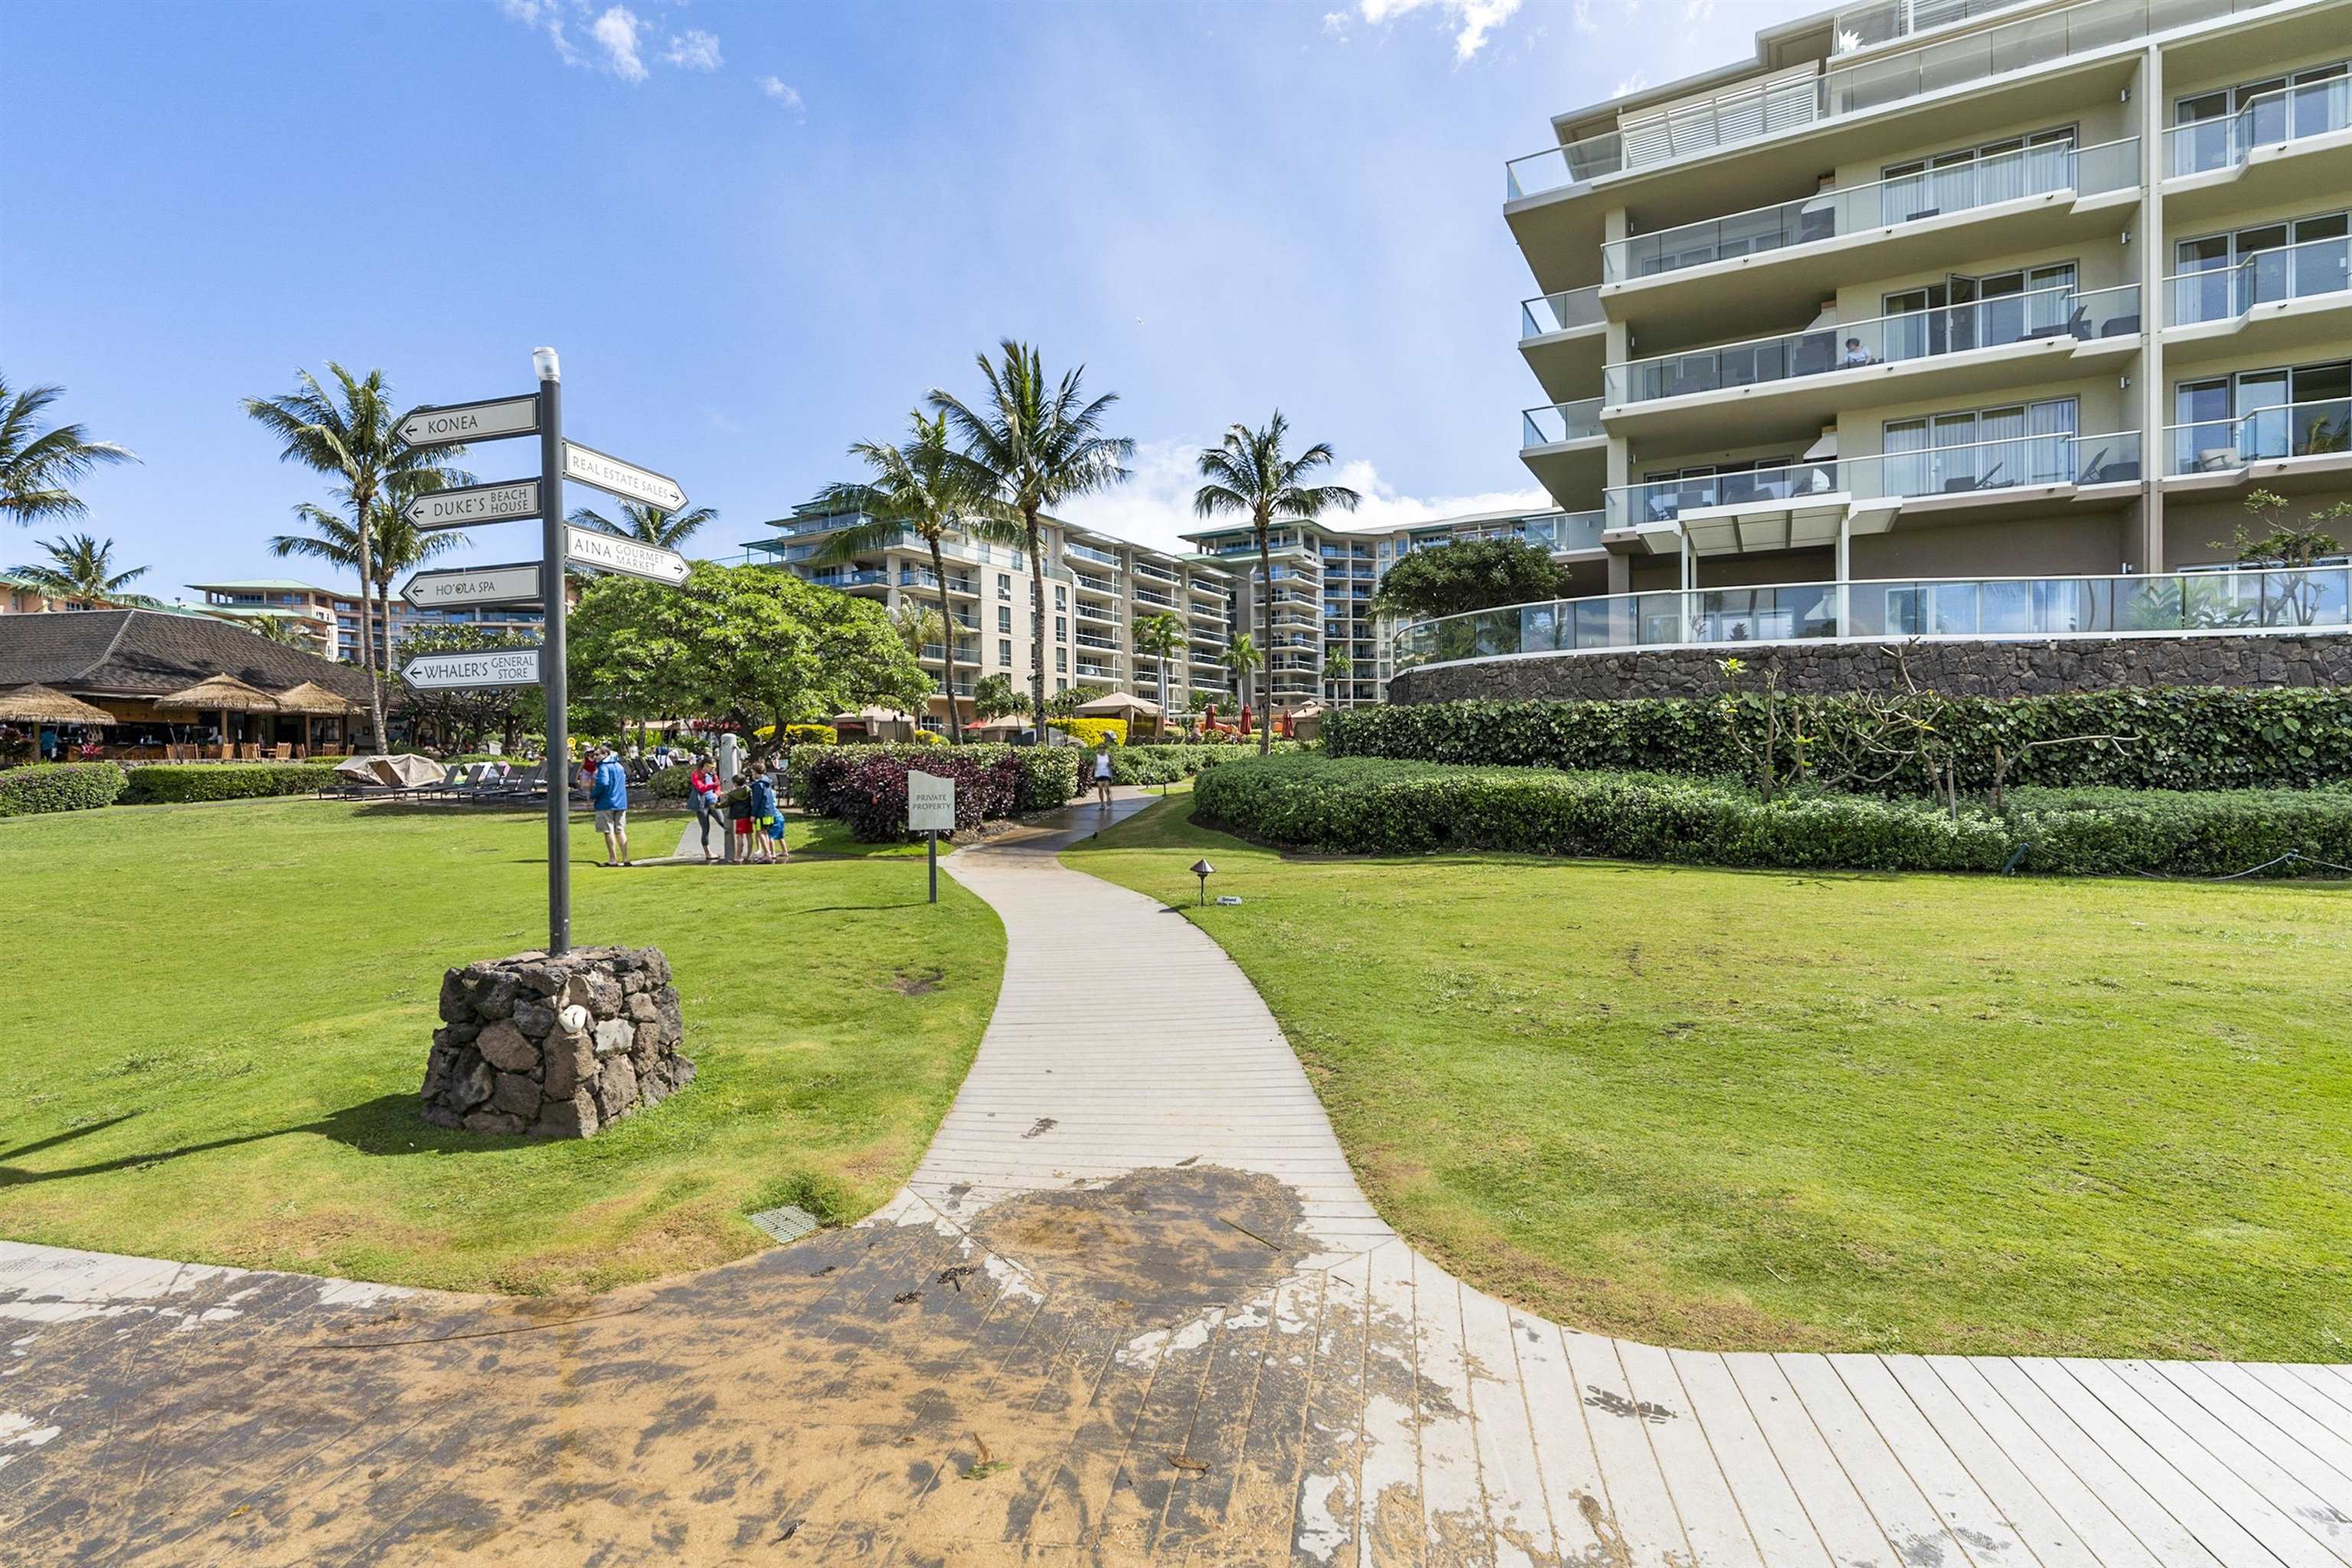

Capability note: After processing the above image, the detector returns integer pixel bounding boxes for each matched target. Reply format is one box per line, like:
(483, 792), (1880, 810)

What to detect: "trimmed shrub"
(786, 723), (837, 746)
(1325, 688), (2352, 793)
(119, 763), (341, 805)
(645, 764), (694, 802)
(793, 743), (1081, 822)
(1047, 716), (1128, 747)
(1191, 754), (2352, 877)
(834, 752), (1020, 841)
(0, 762), (129, 817)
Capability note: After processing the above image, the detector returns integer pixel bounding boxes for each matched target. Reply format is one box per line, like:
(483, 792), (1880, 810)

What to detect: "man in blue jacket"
(590, 746), (632, 867)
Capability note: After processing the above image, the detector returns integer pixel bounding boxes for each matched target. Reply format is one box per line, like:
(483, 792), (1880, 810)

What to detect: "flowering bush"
(835, 752), (1024, 841)
(795, 743), (1081, 822)
(1047, 717), (1127, 747)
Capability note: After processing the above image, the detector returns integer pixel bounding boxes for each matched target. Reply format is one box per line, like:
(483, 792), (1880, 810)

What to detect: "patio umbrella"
(155, 673), (279, 757)
(0, 684), (117, 726)
(1073, 691), (1161, 718)
(333, 753), (444, 789)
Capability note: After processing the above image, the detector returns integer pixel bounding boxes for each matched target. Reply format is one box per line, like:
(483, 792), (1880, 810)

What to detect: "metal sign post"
(534, 350), (570, 956)
(907, 772), (956, 904)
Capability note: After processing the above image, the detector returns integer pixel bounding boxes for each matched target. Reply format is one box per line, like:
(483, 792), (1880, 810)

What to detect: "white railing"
(2166, 234), (2351, 324)
(1394, 564), (2352, 670)
(1598, 139), (2136, 284)
(2165, 397), (2352, 474)
(1606, 283), (2139, 404)
(2165, 75), (2350, 176)
(1506, 0), (2291, 195)
(1608, 430), (2142, 527)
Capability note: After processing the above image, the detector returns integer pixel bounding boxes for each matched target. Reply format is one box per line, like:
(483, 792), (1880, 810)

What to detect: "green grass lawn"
(1067, 797), (2352, 1361)
(0, 799), (1001, 1295)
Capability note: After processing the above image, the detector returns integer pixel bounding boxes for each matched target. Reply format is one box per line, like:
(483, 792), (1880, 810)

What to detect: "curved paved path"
(4, 795), (2348, 1565)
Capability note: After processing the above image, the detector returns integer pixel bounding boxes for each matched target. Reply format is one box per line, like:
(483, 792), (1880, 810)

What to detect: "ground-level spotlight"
(1191, 857), (1215, 906)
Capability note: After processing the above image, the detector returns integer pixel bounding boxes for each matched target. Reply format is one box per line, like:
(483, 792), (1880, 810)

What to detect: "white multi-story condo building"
(1485, 0), (2349, 658)
(747, 503), (1236, 727)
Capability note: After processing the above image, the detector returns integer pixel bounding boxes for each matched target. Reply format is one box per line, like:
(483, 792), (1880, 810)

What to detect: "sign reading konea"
(406, 479), (540, 531)
(563, 442), (688, 512)
(562, 525), (691, 586)
(401, 562), (544, 611)
(400, 647), (544, 691)
(398, 395), (540, 449)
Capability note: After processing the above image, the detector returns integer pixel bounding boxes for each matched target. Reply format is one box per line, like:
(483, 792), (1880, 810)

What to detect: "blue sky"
(5, 0), (1755, 598)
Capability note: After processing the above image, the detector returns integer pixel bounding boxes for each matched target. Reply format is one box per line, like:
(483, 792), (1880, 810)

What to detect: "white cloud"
(590, 5), (647, 82)
(664, 28), (721, 70)
(756, 75), (805, 116)
(1350, 0), (1524, 60)
(1056, 439), (1550, 557)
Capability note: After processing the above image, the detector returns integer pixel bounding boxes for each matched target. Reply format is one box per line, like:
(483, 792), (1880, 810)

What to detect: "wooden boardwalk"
(2, 795), (2346, 1564)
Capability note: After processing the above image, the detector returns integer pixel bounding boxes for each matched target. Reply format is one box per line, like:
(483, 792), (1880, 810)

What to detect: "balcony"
(2164, 397), (2352, 479)
(1066, 541), (1123, 568)
(1075, 631), (1119, 651)
(1519, 286), (1609, 400)
(1072, 571), (1119, 596)
(1075, 601), (1122, 626)
(1602, 284), (2140, 445)
(1519, 397), (1609, 508)
(1132, 585), (1177, 609)
(1506, 0), (2287, 201)
(1076, 661), (1117, 681)
(2164, 236), (2352, 364)
(900, 567), (978, 596)
(1393, 564), (2352, 672)
(805, 567), (887, 590)
(2164, 75), (2352, 218)
(1605, 430), (2142, 554)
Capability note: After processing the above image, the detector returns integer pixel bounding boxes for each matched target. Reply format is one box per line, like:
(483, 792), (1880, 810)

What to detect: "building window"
(1880, 127), (2076, 224)
(1882, 397), (2079, 494)
(999, 638), (1012, 665)
(997, 605), (1011, 632)
(997, 573), (1011, 599)
(1055, 615), (1066, 642)
(1055, 648), (1067, 673)
(1057, 676), (1068, 693)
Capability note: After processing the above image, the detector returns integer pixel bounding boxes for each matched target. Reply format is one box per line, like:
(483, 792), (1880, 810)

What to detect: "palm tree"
(243, 614), (318, 649)
(269, 493), (468, 650)
(245, 364), (465, 746)
(1321, 644), (1354, 709)
(815, 412), (1011, 742)
(9, 532), (155, 607)
(1192, 413), (1360, 753)
(931, 342), (1132, 741)
(1132, 611), (1184, 737)
(567, 499), (717, 549)
(890, 602), (946, 659)
(1220, 632), (1263, 719)
(0, 377), (137, 528)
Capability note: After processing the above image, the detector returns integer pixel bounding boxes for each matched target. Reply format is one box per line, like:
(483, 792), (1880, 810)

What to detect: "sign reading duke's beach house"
(407, 479), (541, 531)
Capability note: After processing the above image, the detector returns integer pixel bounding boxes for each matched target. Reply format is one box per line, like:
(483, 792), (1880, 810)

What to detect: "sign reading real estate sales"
(406, 479), (541, 531)
(562, 441), (688, 512)
(398, 395), (541, 449)
(400, 647), (544, 691)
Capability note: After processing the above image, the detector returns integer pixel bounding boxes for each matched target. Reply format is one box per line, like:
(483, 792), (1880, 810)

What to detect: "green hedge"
(0, 762), (129, 817)
(792, 743), (1080, 818)
(1325, 688), (2352, 793)
(119, 763), (342, 805)
(1108, 741), (1305, 786)
(1191, 754), (2352, 877)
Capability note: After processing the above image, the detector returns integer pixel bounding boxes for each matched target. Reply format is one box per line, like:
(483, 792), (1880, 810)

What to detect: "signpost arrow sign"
(563, 441), (688, 512)
(401, 562), (544, 611)
(400, 646), (544, 691)
(399, 395), (541, 449)
(563, 524), (691, 586)
(405, 478), (540, 531)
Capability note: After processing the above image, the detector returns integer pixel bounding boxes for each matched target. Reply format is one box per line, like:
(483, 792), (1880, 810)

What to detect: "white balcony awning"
(1630, 493), (1900, 557)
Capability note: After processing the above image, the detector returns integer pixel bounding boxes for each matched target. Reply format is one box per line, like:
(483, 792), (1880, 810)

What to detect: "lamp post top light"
(532, 346), (560, 384)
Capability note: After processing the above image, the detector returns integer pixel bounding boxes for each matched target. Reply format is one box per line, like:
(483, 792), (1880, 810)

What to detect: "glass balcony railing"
(900, 567), (977, 594)
(1066, 541), (1122, 567)
(1831, 0), (2034, 53)
(1133, 586), (1177, 609)
(1519, 286), (1606, 338)
(2166, 75), (2350, 177)
(2166, 397), (2352, 474)
(1394, 564), (2352, 670)
(1600, 139), (2135, 283)
(2167, 235), (2352, 325)
(1606, 283), (2139, 404)
(1507, 0), (2285, 195)
(1607, 430), (2141, 528)
(805, 567), (887, 588)
(1521, 397), (1606, 447)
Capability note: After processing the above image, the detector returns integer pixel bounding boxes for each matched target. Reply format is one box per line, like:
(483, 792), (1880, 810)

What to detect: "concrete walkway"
(4, 794), (2348, 1565)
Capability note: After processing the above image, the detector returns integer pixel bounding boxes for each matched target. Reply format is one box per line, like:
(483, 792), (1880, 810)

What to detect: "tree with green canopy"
(1132, 610), (1185, 736)
(567, 499), (718, 550)
(0, 376), (137, 528)
(1368, 537), (1572, 622)
(8, 532), (155, 607)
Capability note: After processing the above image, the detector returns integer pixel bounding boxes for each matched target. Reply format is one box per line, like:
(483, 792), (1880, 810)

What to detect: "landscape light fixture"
(1191, 858), (1215, 906)
(532, 346), (560, 384)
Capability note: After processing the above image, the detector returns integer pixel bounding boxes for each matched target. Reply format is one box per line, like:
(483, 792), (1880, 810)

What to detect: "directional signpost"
(394, 350), (691, 956)
(407, 479), (540, 531)
(401, 561), (544, 612)
(563, 525), (691, 586)
(907, 773), (956, 903)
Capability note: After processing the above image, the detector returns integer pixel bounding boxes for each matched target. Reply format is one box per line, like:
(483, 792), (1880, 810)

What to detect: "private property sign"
(398, 395), (540, 448)
(907, 771), (956, 832)
(400, 646), (544, 691)
(406, 479), (541, 531)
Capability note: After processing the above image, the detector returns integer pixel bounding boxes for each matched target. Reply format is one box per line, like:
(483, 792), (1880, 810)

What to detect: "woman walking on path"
(688, 753), (723, 864)
(1092, 740), (1115, 807)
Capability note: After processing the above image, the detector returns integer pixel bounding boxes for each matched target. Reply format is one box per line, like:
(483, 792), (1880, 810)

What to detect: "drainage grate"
(747, 1204), (821, 1243)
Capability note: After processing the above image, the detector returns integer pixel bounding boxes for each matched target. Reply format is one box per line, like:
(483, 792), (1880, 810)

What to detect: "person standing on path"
(747, 760), (781, 864)
(688, 753), (723, 864)
(591, 746), (632, 867)
(1093, 740), (1115, 807)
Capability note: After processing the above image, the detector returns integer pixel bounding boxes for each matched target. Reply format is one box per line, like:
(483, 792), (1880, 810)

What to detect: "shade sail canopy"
(270, 680), (357, 715)
(153, 673), (280, 713)
(0, 684), (116, 725)
(333, 753), (445, 789)
(1073, 691), (1161, 717)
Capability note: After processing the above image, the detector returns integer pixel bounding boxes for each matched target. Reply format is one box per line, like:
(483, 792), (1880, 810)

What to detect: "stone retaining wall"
(423, 945), (694, 1138)
(1387, 634), (2352, 704)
